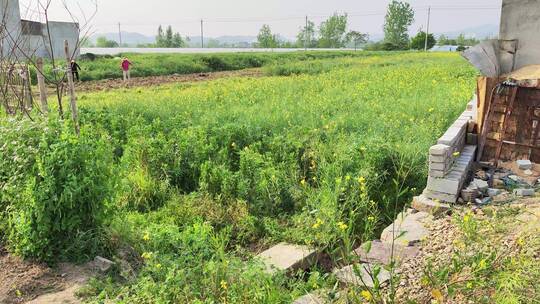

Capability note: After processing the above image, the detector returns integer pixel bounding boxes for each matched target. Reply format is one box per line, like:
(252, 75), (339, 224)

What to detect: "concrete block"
(412, 195), (451, 216)
(473, 179), (489, 193)
(429, 170), (446, 178)
(354, 240), (419, 266)
(423, 189), (459, 203)
(430, 144), (450, 156)
(517, 160), (533, 170)
(333, 263), (391, 288)
(467, 133), (478, 145)
(427, 176), (461, 195)
(467, 120), (477, 133)
(258, 243), (318, 274)
(514, 189), (535, 197)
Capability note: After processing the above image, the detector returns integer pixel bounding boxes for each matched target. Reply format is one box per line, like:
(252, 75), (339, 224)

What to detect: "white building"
(0, 0), (79, 60)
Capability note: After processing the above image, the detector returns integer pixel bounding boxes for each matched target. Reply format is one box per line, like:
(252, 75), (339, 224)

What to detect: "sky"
(20, 0), (503, 38)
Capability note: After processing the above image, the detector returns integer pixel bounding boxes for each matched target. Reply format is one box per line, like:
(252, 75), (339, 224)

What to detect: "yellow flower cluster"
(312, 218), (324, 229)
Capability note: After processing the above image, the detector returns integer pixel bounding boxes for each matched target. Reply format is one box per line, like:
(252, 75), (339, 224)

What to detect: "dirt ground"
(0, 247), (93, 304)
(72, 68), (262, 93)
(393, 198), (540, 303)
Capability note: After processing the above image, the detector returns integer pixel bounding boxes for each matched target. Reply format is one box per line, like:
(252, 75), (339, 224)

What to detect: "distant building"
(0, 0), (79, 60)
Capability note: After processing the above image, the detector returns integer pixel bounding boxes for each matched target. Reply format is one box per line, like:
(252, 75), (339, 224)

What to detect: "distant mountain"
(90, 32), (155, 45)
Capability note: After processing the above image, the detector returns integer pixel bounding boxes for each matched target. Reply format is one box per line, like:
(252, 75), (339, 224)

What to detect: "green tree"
(156, 25), (165, 47)
(437, 34), (449, 45)
(172, 33), (185, 48)
(410, 31), (436, 50)
(318, 13), (348, 48)
(257, 24), (278, 48)
(383, 0), (415, 49)
(95, 36), (119, 48)
(345, 31), (369, 50)
(296, 20), (317, 48)
(165, 26), (174, 47)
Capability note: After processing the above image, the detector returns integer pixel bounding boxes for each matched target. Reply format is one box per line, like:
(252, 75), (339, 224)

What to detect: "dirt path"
(73, 68), (263, 93)
(0, 249), (94, 304)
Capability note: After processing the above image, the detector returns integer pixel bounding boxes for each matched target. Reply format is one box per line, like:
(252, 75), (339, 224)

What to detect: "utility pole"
(118, 23), (122, 47)
(305, 16), (308, 51)
(200, 19), (204, 48)
(424, 6), (431, 52)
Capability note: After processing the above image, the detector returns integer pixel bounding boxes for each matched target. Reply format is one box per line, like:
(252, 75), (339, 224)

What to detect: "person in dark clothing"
(70, 60), (81, 81)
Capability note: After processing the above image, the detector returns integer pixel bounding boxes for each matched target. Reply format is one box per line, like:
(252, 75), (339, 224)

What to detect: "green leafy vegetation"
(41, 51), (378, 82)
(1, 52), (476, 302)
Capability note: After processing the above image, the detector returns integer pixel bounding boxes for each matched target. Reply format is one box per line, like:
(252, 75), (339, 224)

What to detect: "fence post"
(36, 58), (48, 114)
(23, 66), (33, 110)
(64, 40), (79, 134)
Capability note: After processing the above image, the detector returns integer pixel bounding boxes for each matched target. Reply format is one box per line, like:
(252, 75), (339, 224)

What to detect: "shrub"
(0, 118), (114, 262)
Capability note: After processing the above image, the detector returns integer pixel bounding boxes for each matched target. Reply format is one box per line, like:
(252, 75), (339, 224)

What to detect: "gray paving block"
(354, 240), (419, 265)
(380, 212), (430, 246)
(514, 189), (535, 197)
(333, 263), (391, 288)
(423, 189), (459, 203)
(258, 243), (318, 274)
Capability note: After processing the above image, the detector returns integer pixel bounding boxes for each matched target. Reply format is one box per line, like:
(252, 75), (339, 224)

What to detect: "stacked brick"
(420, 98), (479, 204)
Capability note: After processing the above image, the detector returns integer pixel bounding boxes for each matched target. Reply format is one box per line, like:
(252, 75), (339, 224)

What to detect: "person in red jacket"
(121, 57), (132, 82)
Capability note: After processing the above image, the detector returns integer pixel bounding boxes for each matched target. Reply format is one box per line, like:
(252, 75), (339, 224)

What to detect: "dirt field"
(74, 68), (263, 92)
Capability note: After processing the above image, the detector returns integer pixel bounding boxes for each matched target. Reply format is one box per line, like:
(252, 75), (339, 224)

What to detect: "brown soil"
(0, 247), (93, 304)
(73, 68), (263, 93)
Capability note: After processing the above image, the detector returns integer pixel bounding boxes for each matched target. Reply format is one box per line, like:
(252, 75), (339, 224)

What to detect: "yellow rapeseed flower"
(453, 151), (460, 157)
(337, 222), (348, 231)
(220, 280), (228, 290)
(312, 218), (324, 229)
(361, 290), (372, 301)
(143, 232), (150, 241)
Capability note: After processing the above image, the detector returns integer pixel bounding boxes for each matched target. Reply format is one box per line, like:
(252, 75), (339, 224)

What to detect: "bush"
(0, 118), (114, 262)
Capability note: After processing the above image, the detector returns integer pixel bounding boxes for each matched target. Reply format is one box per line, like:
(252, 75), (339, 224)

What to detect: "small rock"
(487, 188), (502, 197)
(517, 160), (533, 170)
(473, 179), (489, 193)
(475, 197), (493, 205)
(493, 178), (505, 188)
(524, 169), (534, 176)
(509, 175), (520, 182)
(513, 188), (535, 197)
(94, 256), (115, 272)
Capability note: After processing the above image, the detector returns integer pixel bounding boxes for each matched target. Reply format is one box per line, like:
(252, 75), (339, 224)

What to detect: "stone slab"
(354, 240), (419, 266)
(333, 263), (391, 288)
(258, 243), (318, 274)
(412, 195), (451, 216)
(380, 212), (430, 246)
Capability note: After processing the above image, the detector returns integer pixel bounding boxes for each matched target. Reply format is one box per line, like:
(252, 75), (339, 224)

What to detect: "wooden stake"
(64, 40), (79, 134)
(36, 58), (48, 114)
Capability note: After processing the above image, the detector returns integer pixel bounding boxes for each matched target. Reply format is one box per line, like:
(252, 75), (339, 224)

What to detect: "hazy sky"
(22, 0), (502, 38)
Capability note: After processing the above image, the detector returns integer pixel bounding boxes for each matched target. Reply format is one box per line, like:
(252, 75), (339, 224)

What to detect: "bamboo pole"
(64, 40), (79, 134)
(36, 58), (48, 114)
